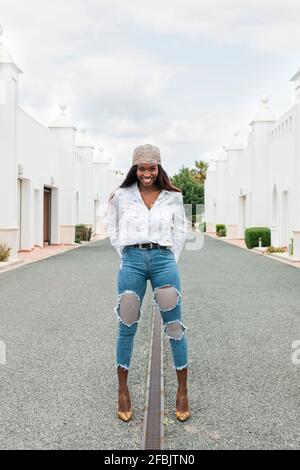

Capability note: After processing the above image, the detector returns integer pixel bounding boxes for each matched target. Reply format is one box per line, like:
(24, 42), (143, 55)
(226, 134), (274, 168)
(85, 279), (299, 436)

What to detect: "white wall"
(0, 66), (119, 260)
(205, 78), (300, 253)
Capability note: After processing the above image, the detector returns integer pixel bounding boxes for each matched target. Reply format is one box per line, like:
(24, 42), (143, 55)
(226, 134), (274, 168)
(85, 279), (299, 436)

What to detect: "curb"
(0, 235), (109, 274)
(205, 233), (300, 269)
(0, 259), (24, 271)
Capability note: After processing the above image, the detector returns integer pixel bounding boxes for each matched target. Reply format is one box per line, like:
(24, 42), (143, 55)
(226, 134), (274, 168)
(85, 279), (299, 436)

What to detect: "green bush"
(75, 224), (93, 242)
(245, 227), (271, 249)
(0, 243), (11, 262)
(216, 224), (226, 237)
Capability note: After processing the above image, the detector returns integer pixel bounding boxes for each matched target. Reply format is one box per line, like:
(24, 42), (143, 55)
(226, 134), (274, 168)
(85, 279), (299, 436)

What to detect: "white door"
(281, 191), (288, 247)
(17, 178), (22, 250)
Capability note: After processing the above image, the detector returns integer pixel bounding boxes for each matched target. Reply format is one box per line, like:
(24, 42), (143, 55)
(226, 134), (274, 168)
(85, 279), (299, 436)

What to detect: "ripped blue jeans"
(115, 246), (188, 371)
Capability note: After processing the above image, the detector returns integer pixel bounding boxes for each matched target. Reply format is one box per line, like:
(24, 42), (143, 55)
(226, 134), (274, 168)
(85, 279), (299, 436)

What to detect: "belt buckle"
(139, 243), (150, 249)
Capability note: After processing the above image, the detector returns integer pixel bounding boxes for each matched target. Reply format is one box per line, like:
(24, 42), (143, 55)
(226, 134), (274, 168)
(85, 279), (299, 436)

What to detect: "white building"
(0, 27), (121, 261)
(205, 69), (300, 259)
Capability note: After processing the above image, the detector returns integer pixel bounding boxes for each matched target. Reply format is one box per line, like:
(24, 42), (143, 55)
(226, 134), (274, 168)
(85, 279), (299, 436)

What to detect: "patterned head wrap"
(132, 144), (161, 165)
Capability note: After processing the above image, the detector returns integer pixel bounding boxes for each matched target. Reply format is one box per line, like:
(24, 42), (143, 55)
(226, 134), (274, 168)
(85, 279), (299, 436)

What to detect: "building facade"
(205, 69), (300, 259)
(0, 28), (121, 261)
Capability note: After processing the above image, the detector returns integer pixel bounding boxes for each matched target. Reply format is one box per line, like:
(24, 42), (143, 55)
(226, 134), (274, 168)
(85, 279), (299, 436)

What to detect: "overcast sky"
(1, 0), (300, 175)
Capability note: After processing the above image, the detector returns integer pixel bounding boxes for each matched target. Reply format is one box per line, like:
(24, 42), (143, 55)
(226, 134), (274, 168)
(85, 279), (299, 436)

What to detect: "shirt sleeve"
(171, 193), (188, 263)
(103, 192), (122, 258)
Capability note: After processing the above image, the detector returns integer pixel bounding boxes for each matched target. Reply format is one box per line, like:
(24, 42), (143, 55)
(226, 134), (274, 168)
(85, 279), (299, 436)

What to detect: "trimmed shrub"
(75, 224), (93, 242)
(0, 243), (11, 262)
(245, 227), (271, 249)
(216, 224), (226, 237)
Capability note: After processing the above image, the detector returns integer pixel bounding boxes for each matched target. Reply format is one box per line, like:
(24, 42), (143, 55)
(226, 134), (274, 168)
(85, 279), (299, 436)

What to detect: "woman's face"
(136, 163), (159, 188)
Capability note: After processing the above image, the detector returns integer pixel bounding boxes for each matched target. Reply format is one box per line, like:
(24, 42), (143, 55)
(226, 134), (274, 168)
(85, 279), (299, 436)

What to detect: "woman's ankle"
(118, 389), (131, 411)
(177, 387), (188, 395)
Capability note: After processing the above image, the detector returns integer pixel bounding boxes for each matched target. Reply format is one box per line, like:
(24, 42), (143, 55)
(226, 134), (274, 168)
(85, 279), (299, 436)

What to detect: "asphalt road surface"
(0, 235), (299, 449)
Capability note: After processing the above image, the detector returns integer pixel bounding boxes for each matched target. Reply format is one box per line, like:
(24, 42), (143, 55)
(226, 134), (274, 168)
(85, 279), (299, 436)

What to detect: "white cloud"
(1, 0), (300, 175)
(105, 0), (300, 54)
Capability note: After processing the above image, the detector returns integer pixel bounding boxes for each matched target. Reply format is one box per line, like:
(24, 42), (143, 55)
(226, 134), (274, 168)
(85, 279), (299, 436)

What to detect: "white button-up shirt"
(104, 181), (188, 263)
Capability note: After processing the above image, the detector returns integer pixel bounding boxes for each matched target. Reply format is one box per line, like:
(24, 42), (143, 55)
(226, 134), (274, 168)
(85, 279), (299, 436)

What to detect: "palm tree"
(190, 160), (209, 184)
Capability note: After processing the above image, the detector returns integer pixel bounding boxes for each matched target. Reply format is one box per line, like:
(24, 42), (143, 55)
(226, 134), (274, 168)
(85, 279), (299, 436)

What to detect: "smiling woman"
(137, 162), (161, 209)
(104, 144), (190, 423)
(136, 162), (159, 186)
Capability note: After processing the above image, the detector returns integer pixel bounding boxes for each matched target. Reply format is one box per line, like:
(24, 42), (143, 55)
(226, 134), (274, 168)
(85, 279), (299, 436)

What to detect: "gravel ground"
(1, 234), (300, 450)
(0, 239), (152, 450)
(163, 234), (300, 450)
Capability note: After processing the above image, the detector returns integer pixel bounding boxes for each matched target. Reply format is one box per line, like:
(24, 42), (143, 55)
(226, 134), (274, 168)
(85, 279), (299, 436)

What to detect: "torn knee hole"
(115, 291), (141, 326)
(154, 285), (180, 311)
(164, 320), (186, 340)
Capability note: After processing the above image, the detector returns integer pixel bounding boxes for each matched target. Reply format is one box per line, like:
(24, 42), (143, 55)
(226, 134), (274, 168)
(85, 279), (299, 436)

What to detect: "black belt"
(126, 243), (170, 250)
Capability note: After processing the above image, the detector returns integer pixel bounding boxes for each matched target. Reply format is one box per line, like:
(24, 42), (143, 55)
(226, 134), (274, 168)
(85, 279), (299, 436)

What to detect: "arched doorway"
(94, 199), (100, 235)
(238, 194), (246, 238)
(281, 190), (288, 247)
(43, 187), (51, 245)
(272, 185), (278, 246)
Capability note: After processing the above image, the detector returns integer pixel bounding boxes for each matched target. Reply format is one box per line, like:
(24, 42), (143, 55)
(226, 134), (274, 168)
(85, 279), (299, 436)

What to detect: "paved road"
(163, 235), (300, 449)
(1, 235), (300, 449)
(0, 240), (152, 449)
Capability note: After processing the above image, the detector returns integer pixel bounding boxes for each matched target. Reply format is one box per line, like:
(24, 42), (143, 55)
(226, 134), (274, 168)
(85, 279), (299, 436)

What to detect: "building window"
(289, 116), (293, 132)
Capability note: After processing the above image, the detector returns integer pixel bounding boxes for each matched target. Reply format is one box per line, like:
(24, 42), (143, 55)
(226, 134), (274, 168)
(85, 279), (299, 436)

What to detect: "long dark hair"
(108, 164), (181, 202)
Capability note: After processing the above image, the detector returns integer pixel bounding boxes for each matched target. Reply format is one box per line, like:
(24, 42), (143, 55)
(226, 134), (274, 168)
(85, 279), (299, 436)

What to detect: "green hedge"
(245, 227), (271, 249)
(75, 224), (93, 243)
(216, 224), (226, 237)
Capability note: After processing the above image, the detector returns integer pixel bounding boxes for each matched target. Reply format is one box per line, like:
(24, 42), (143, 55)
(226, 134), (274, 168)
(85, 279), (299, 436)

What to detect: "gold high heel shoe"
(175, 393), (190, 422)
(117, 409), (133, 422)
(117, 390), (132, 422)
(176, 409), (190, 422)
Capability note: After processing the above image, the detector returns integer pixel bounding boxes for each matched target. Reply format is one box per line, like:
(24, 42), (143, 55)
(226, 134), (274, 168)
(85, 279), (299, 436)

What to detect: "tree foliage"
(190, 160), (209, 184)
(171, 165), (204, 205)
